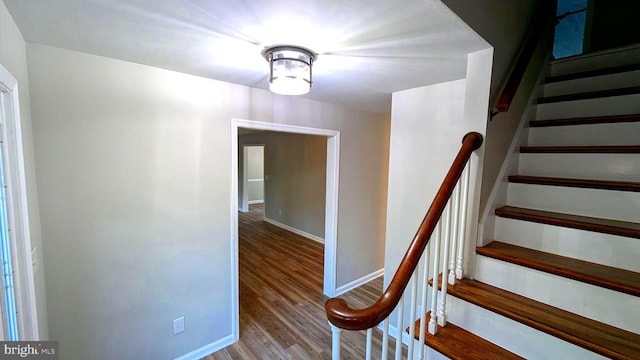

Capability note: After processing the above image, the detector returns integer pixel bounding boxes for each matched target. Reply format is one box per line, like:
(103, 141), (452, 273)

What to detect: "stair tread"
(529, 114), (640, 127)
(508, 175), (640, 192)
(444, 277), (640, 360)
(520, 145), (640, 153)
(537, 86), (640, 104)
(409, 312), (524, 360)
(476, 241), (640, 297)
(546, 63), (640, 83)
(494, 205), (640, 239)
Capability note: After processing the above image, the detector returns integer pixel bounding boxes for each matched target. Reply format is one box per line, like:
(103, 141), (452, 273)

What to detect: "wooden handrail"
(493, 0), (557, 114)
(325, 132), (483, 330)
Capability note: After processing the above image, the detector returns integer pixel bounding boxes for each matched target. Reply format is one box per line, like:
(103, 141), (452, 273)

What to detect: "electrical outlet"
(173, 317), (185, 335)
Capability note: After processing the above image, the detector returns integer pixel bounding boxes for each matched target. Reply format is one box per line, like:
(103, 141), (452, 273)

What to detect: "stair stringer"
(476, 62), (550, 250)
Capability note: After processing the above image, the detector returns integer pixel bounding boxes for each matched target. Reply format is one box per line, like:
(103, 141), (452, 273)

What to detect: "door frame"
(0, 64), (38, 340)
(240, 144), (265, 212)
(230, 118), (340, 340)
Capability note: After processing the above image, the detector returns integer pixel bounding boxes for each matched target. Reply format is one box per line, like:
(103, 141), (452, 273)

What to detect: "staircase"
(416, 48), (640, 358)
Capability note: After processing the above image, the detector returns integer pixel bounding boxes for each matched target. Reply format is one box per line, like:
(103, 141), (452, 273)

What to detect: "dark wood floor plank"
(442, 277), (640, 360)
(476, 241), (640, 297)
(529, 114), (640, 127)
(508, 175), (640, 192)
(495, 205), (640, 239)
(206, 204), (403, 360)
(408, 312), (524, 360)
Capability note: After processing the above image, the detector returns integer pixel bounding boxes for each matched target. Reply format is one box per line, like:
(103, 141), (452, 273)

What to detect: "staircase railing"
(325, 132), (483, 359)
(492, 0), (557, 116)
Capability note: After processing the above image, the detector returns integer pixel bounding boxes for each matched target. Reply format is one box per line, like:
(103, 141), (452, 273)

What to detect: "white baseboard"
(335, 268), (384, 296)
(248, 200), (264, 204)
(263, 217), (324, 244)
(173, 333), (236, 360)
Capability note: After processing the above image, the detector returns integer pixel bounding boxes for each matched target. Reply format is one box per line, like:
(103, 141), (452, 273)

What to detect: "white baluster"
(418, 243), (430, 360)
(329, 322), (341, 360)
(438, 203), (451, 327)
(366, 328), (372, 360)
(428, 221), (441, 335)
(408, 268), (418, 360)
(449, 181), (461, 285)
(395, 294), (404, 360)
(456, 165), (471, 280)
(382, 318), (390, 360)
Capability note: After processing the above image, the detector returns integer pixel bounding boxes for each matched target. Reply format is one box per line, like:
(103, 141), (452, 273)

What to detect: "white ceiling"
(3, 0), (488, 115)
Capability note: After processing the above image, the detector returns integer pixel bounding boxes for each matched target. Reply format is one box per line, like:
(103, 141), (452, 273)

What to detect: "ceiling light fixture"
(263, 46), (316, 96)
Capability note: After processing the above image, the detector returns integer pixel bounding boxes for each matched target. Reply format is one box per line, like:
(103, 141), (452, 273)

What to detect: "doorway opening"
(230, 118), (340, 341)
(239, 145), (265, 213)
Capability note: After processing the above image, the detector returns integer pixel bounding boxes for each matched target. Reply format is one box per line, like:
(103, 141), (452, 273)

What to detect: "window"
(554, 0), (587, 59)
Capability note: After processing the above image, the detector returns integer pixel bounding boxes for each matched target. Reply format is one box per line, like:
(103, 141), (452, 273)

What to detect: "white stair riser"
(544, 70), (640, 97)
(507, 182), (640, 223)
(550, 44), (640, 77)
(536, 94), (640, 120)
(445, 295), (608, 360)
(528, 122), (640, 146)
(518, 153), (640, 182)
(494, 217), (640, 272)
(474, 255), (640, 333)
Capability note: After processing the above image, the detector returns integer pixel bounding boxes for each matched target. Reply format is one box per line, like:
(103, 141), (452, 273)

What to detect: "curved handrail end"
(462, 131), (483, 150)
(325, 132), (483, 332)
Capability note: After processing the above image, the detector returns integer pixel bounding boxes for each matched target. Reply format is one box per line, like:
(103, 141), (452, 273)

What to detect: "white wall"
(26, 43), (389, 358)
(0, 2), (48, 339)
(384, 48), (491, 303)
(442, 0), (548, 214)
(443, 0), (540, 107)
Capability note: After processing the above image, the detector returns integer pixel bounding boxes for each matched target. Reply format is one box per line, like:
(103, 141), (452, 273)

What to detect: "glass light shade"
(264, 47), (315, 95)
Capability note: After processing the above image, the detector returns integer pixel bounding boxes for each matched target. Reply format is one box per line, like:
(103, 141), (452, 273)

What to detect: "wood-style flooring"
(205, 204), (404, 359)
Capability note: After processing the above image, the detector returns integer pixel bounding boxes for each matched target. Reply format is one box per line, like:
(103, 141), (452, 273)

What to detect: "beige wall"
(240, 132), (327, 239)
(0, 2), (48, 339)
(245, 90), (391, 287)
(27, 43), (389, 358)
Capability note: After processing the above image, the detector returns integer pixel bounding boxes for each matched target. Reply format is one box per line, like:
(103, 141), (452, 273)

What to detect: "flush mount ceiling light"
(263, 46), (316, 96)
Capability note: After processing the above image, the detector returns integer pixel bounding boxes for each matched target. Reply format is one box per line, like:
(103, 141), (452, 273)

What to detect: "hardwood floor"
(205, 204), (403, 359)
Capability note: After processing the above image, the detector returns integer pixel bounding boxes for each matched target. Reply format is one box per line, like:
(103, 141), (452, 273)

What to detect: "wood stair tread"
(442, 277), (640, 360)
(495, 205), (640, 239)
(529, 114), (640, 127)
(537, 86), (640, 104)
(508, 175), (640, 192)
(519, 145), (640, 153)
(476, 241), (640, 297)
(546, 63), (640, 83)
(408, 312), (523, 360)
